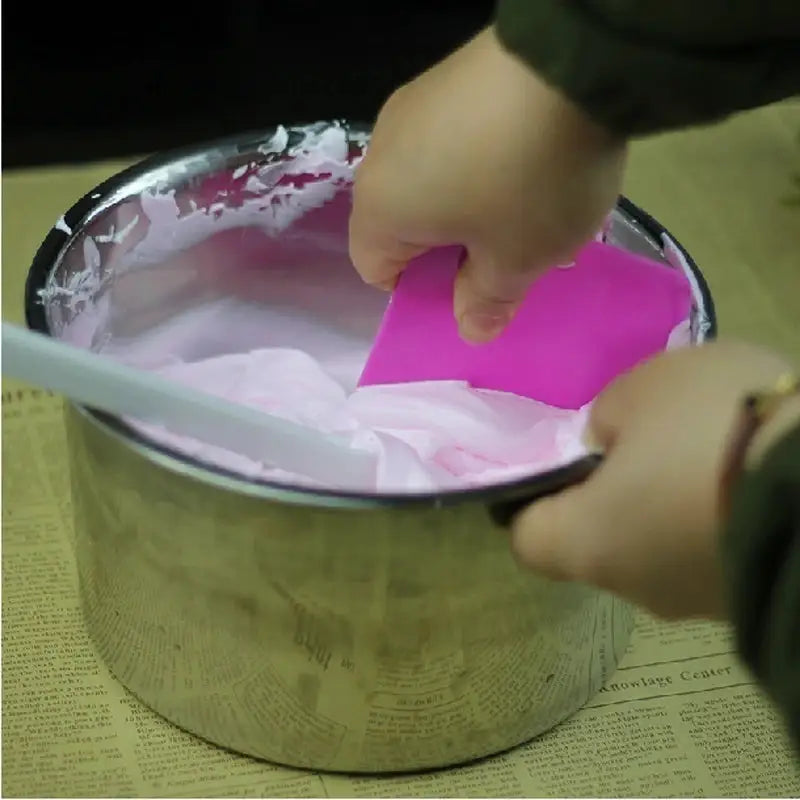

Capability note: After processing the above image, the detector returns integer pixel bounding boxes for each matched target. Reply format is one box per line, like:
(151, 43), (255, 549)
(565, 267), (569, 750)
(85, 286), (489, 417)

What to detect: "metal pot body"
(66, 402), (634, 771)
(26, 122), (715, 772)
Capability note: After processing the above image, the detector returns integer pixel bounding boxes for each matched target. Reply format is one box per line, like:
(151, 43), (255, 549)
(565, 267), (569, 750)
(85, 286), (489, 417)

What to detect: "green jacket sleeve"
(723, 421), (800, 749)
(495, 0), (800, 136)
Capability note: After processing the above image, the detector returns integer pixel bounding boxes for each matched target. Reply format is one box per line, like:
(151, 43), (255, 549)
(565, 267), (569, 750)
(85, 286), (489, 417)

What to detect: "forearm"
(495, 0), (800, 136)
(722, 408), (800, 748)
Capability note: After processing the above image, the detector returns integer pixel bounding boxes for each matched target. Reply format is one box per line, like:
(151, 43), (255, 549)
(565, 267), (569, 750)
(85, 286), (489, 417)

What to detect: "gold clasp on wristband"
(745, 373), (800, 422)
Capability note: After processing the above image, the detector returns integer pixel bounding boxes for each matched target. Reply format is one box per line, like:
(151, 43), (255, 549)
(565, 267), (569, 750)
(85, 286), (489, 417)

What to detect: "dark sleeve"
(722, 421), (800, 748)
(494, 0), (800, 136)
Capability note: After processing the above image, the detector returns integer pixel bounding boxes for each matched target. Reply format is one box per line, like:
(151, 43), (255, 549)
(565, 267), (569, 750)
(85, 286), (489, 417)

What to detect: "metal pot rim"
(24, 122), (717, 511)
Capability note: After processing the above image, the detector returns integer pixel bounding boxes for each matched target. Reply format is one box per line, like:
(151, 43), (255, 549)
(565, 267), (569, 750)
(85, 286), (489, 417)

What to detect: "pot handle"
(488, 453), (603, 529)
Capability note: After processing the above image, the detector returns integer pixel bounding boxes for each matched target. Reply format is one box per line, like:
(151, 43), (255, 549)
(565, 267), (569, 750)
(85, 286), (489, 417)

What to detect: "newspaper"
(2, 383), (799, 798)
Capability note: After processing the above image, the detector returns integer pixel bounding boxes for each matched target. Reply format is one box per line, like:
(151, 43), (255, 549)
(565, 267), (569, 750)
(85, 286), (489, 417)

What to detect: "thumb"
(453, 255), (535, 344)
(453, 249), (545, 343)
(510, 479), (604, 584)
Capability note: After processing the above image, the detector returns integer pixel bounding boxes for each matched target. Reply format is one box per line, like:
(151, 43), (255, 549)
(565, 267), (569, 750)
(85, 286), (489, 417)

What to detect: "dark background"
(4, 1), (493, 168)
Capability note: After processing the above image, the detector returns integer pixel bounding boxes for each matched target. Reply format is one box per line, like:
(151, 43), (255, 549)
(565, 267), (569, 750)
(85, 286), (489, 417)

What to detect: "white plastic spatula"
(1, 323), (376, 491)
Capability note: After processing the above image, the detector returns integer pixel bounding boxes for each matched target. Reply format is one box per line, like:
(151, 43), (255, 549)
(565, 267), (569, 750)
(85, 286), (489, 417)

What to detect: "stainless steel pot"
(25, 121), (716, 773)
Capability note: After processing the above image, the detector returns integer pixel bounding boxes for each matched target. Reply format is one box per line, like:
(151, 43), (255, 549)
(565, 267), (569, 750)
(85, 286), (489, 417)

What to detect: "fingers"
(510, 367), (638, 583)
(350, 188), (546, 341)
(510, 475), (610, 585)
(348, 208), (426, 291)
(453, 252), (540, 343)
(348, 152), (427, 291)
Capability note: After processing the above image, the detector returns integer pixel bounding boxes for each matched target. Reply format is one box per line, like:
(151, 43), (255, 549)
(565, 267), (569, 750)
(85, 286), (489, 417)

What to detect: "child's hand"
(349, 26), (626, 343)
(510, 341), (797, 620)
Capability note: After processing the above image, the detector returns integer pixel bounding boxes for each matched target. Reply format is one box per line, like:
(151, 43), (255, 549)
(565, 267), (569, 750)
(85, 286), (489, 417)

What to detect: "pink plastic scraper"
(358, 241), (693, 409)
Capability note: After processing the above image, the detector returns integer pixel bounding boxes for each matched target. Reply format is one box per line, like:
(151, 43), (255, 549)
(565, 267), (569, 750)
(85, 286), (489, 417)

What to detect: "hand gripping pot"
(25, 121), (716, 773)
